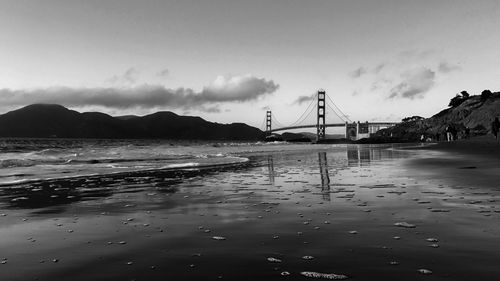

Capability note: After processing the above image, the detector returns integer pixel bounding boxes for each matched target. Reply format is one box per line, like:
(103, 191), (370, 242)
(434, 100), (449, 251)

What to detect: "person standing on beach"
(452, 126), (458, 141)
(464, 127), (470, 139)
(491, 117), (500, 140)
(434, 132), (440, 142)
(446, 125), (453, 141)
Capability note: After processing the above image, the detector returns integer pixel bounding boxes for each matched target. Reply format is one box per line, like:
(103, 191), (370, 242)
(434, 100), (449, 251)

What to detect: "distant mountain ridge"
(280, 132), (345, 142)
(0, 104), (265, 140)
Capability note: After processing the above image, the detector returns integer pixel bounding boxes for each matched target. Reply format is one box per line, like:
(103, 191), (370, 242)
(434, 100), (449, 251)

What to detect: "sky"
(1, 0), (500, 130)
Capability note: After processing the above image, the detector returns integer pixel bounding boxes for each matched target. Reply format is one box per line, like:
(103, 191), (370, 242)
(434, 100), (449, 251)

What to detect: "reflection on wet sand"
(347, 144), (406, 166)
(0, 163), (252, 213)
(266, 155), (275, 185)
(318, 152), (331, 201)
(265, 152), (331, 201)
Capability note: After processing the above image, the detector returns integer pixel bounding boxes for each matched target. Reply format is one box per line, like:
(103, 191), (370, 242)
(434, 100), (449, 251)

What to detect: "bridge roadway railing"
(268, 122), (399, 133)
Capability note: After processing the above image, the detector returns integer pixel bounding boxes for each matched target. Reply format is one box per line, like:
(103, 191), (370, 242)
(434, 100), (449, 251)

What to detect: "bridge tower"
(316, 90), (326, 141)
(266, 110), (272, 135)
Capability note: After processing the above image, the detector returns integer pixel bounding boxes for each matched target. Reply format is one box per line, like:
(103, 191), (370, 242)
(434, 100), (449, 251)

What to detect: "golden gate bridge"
(261, 90), (399, 141)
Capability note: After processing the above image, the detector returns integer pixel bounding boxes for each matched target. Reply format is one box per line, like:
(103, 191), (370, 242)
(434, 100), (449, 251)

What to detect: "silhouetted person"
(452, 127), (458, 141)
(446, 125), (454, 141)
(435, 132), (440, 142)
(464, 127), (470, 139)
(491, 117), (500, 140)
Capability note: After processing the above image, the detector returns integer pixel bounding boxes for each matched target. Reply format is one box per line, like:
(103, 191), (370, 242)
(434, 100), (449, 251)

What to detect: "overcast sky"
(1, 0), (500, 129)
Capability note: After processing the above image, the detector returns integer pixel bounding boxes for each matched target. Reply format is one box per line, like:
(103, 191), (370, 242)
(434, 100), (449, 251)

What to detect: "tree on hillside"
(402, 116), (424, 123)
(481, 89), (492, 101)
(448, 91), (470, 107)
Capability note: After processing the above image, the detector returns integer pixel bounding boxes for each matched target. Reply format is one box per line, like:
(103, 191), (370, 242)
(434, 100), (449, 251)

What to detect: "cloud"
(351, 50), (458, 100)
(157, 68), (170, 77)
(200, 75), (279, 103)
(0, 74), (279, 112)
(369, 113), (401, 122)
(108, 67), (140, 85)
(292, 94), (315, 105)
(198, 105), (221, 113)
(349, 67), (366, 78)
(438, 62), (461, 73)
(389, 67), (435, 99)
(372, 63), (385, 74)
(399, 49), (437, 60)
(370, 78), (392, 91)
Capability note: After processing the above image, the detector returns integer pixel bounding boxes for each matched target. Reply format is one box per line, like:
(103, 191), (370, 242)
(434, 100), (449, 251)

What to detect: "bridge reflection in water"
(347, 145), (404, 167)
(318, 152), (331, 201)
(265, 145), (405, 201)
(266, 155), (275, 185)
(265, 152), (333, 201)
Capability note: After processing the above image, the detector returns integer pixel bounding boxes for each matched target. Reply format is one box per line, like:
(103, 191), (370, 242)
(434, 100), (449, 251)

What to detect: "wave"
(161, 162), (200, 169)
(65, 155), (197, 165)
(34, 148), (66, 155)
(0, 159), (37, 168)
(0, 154), (205, 168)
(0, 156), (249, 187)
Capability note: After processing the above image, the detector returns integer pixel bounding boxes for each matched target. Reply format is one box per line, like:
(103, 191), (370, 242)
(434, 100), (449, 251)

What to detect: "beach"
(0, 140), (499, 280)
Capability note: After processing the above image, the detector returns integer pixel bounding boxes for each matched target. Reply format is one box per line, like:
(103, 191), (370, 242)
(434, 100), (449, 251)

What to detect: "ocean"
(0, 138), (256, 186)
(0, 138), (392, 186)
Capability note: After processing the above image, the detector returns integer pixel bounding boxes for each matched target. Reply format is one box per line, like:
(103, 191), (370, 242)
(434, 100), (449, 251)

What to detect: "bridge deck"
(269, 122), (398, 133)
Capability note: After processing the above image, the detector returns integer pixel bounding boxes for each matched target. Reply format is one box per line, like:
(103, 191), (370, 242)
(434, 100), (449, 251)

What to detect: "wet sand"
(418, 135), (500, 158)
(1, 144), (500, 280)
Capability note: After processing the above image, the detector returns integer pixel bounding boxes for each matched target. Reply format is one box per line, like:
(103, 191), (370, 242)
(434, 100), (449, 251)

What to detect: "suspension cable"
(295, 102), (317, 127)
(260, 114), (267, 131)
(288, 92), (318, 127)
(325, 94), (352, 122)
(271, 114), (285, 128)
(325, 102), (348, 123)
(290, 101), (317, 127)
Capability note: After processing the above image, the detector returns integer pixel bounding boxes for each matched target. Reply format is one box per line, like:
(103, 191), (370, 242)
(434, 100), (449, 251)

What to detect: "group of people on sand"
(445, 125), (458, 141)
(418, 117), (500, 143)
(422, 117), (500, 143)
(442, 117), (500, 142)
(431, 124), (467, 142)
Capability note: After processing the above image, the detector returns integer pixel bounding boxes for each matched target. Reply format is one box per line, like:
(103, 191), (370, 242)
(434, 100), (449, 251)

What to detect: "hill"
(373, 91), (500, 142)
(0, 104), (265, 140)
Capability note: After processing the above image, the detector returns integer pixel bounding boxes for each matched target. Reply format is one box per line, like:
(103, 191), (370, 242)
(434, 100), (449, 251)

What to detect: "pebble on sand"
(267, 257), (282, 263)
(394, 222), (416, 228)
(417, 269), (432, 275)
(300, 271), (349, 280)
(211, 236), (226, 240)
